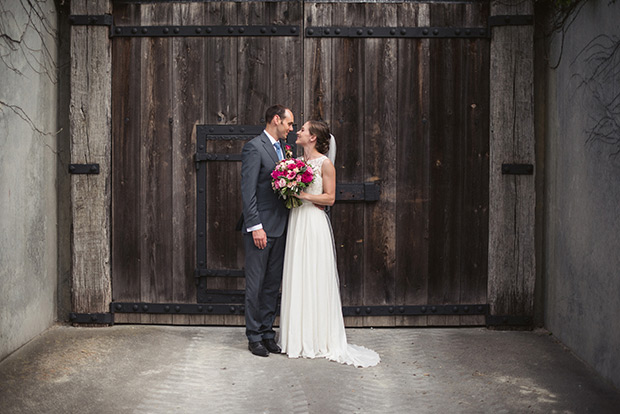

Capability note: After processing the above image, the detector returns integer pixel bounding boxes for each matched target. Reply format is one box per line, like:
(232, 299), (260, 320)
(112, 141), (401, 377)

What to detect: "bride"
(278, 120), (380, 368)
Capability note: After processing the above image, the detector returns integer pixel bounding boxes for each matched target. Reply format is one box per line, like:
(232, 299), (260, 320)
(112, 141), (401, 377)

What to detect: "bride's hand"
(296, 191), (308, 200)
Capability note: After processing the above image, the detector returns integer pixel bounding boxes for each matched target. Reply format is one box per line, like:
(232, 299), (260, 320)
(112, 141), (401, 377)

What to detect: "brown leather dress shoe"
(262, 338), (281, 354)
(248, 341), (269, 357)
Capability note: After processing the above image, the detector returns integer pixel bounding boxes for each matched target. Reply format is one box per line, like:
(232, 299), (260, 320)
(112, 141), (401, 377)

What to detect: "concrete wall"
(0, 0), (60, 361)
(540, 0), (620, 389)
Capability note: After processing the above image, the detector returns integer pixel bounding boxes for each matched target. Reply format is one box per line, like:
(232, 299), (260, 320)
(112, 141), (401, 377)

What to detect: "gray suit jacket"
(240, 132), (289, 238)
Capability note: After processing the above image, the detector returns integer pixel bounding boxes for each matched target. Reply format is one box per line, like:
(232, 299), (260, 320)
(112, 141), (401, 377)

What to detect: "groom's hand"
(252, 229), (267, 250)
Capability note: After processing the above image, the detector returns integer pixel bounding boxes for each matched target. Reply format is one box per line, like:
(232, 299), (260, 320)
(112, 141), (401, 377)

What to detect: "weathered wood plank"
(488, 0), (536, 322)
(70, 0), (112, 317)
(139, 3), (174, 324)
(111, 3), (142, 324)
(303, 2), (332, 122)
(330, 2), (364, 328)
(363, 2), (398, 327)
(428, 3), (467, 325)
(201, 2), (241, 327)
(459, 1), (490, 326)
(230, 1), (270, 326)
(170, 2), (204, 325)
(238, 1), (270, 124)
(204, 2), (238, 124)
(395, 2), (431, 327)
(270, 1), (302, 118)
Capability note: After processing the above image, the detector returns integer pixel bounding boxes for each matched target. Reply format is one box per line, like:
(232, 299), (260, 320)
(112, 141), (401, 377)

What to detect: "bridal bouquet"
(271, 158), (314, 209)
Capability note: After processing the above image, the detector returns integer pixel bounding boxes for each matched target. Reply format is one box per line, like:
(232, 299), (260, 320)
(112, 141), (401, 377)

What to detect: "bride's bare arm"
(297, 159), (336, 206)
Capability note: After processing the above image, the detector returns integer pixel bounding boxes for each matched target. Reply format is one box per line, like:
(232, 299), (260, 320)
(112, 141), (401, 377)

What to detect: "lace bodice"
(305, 155), (327, 197)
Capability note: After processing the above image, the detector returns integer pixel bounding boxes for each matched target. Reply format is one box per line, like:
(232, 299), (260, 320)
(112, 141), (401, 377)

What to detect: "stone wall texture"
(541, 0), (620, 389)
(0, 0), (60, 361)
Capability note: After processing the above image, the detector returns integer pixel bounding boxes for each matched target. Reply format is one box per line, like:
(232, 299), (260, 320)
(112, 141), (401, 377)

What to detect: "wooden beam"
(488, 0), (536, 325)
(69, 0), (112, 315)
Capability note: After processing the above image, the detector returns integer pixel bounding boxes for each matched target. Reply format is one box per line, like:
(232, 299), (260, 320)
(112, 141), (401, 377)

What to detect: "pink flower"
(271, 158), (314, 209)
(301, 171), (313, 183)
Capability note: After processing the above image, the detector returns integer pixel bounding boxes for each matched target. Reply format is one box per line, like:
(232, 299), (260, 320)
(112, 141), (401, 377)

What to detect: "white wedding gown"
(279, 155), (380, 368)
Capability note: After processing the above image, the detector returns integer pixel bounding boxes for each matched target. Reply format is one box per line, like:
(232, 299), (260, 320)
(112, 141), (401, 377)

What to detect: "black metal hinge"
(195, 268), (245, 278)
(111, 302), (246, 315)
(337, 183), (380, 202)
(195, 153), (242, 162)
(488, 15), (534, 27)
(306, 26), (488, 39)
(110, 301), (489, 318)
(486, 314), (533, 327)
(69, 312), (114, 324)
(111, 25), (299, 38)
(306, 15), (533, 40)
(502, 163), (534, 175)
(69, 15), (113, 26)
(69, 164), (100, 174)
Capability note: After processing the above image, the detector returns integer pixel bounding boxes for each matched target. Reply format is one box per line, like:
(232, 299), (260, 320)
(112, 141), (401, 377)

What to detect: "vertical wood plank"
(112, 3), (142, 324)
(488, 0), (536, 322)
(270, 1), (302, 118)
(303, 2), (332, 122)
(395, 2), (431, 327)
(70, 0), (112, 317)
(330, 3), (365, 327)
(459, 1), (490, 326)
(203, 1), (240, 326)
(238, 1), (270, 124)
(363, 3), (398, 327)
(139, 3), (174, 324)
(427, 2), (465, 326)
(171, 2), (204, 325)
(204, 2), (238, 125)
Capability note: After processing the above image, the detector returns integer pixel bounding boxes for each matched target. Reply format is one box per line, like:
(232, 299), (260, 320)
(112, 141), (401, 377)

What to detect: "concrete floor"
(1, 325), (619, 414)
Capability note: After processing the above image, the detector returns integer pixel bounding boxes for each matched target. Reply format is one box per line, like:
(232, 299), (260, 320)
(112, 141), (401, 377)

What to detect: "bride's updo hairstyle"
(308, 120), (330, 155)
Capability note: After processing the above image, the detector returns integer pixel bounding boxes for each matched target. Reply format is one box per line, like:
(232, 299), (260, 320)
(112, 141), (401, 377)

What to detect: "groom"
(240, 104), (294, 357)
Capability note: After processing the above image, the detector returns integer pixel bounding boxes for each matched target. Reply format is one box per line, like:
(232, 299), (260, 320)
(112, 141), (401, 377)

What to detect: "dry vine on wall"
(544, 0), (620, 157)
(0, 0), (58, 137)
(572, 34), (620, 157)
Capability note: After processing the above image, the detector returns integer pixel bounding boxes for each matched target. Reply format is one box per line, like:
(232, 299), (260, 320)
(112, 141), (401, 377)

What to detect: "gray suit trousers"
(244, 232), (286, 343)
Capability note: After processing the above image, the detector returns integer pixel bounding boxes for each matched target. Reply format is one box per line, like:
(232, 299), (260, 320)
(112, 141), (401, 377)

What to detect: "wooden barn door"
(111, 1), (302, 324)
(110, 0), (489, 326)
(302, 1), (490, 326)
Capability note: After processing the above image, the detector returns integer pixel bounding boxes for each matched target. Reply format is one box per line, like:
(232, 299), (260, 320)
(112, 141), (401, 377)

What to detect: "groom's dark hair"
(265, 104), (289, 124)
